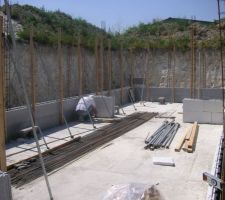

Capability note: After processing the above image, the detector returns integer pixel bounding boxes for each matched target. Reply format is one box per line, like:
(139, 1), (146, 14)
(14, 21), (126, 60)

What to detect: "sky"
(8, 0), (218, 31)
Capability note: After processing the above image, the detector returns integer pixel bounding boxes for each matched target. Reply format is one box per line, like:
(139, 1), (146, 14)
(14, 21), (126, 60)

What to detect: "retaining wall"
(6, 87), (223, 141)
(6, 87), (131, 141)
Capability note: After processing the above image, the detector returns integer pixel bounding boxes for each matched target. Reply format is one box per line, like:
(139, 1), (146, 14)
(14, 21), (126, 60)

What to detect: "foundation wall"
(6, 87), (131, 141)
(6, 87), (222, 141)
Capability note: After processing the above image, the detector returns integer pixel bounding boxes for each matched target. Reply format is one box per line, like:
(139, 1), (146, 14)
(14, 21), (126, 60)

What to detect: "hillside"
(1, 4), (220, 50)
(122, 18), (219, 49)
(2, 4), (106, 48)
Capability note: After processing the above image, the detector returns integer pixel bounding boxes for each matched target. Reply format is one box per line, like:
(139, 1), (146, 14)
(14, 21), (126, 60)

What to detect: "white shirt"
(76, 96), (96, 111)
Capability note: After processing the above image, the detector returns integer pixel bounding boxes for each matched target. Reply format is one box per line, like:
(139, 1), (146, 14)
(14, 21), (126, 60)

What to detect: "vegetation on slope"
(2, 4), (220, 50)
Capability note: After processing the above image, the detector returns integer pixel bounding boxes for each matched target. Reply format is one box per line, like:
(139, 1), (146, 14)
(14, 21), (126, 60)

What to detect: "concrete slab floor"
(10, 102), (222, 200)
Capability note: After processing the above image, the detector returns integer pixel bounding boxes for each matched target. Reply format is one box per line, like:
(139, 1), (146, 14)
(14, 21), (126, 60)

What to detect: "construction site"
(0, 0), (225, 200)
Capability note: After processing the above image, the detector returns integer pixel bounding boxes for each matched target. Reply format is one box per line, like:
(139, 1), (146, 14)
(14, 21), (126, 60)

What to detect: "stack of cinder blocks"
(93, 95), (115, 118)
(183, 98), (223, 124)
(0, 171), (12, 200)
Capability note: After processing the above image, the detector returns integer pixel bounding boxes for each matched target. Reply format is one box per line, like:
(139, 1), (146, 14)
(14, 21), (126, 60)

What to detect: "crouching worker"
(76, 95), (97, 121)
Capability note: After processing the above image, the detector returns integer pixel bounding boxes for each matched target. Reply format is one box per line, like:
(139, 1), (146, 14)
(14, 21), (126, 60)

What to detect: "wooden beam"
(67, 46), (72, 97)
(0, 16), (6, 171)
(187, 122), (198, 148)
(77, 35), (83, 96)
(119, 43), (124, 105)
(29, 26), (36, 123)
(95, 36), (99, 95)
(58, 28), (64, 124)
(108, 39), (112, 95)
(172, 44), (176, 102)
(146, 47), (150, 101)
(100, 36), (104, 92)
(175, 126), (192, 152)
(129, 48), (134, 89)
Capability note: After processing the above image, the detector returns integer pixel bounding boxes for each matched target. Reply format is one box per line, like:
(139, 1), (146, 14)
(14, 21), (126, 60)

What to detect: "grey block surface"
(211, 112), (223, 125)
(0, 171), (12, 200)
(203, 100), (223, 113)
(93, 96), (115, 118)
(183, 98), (204, 112)
(183, 111), (211, 124)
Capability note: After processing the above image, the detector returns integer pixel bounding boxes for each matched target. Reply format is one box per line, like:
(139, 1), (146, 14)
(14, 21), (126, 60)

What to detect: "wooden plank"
(119, 43), (124, 105)
(175, 126), (192, 152)
(187, 122), (198, 148)
(77, 35), (83, 96)
(0, 16), (6, 171)
(95, 36), (99, 95)
(185, 125), (193, 140)
(58, 28), (64, 124)
(100, 36), (104, 92)
(30, 26), (36, 123)
(107, 39), (112, 95)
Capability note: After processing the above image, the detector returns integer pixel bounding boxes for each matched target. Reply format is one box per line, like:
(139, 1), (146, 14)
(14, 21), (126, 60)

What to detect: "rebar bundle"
(9, 112), (157, 187)
(145, 120), (180, 150)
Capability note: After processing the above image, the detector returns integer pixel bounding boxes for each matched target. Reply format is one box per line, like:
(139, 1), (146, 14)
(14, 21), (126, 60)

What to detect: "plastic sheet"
(102, 183), (164, 200)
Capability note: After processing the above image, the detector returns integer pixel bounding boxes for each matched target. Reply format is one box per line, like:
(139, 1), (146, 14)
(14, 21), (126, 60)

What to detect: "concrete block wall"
(5, 87), (223, 141)
(134, 87), (222, 103)
(6, 87), (131, 141)
(0, 171), (12, 200)
(93, 96), (115, 118)
(183, 98), (223, 124)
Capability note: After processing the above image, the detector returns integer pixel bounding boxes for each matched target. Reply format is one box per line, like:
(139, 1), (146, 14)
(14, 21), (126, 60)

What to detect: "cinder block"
(183, 98), (204, 112)
(211, 112), (223, 125)
(0, 171), (12, 200)
(93, 95), (115, 118)
(183, 111), (211, 124)
(203, 100), (223, 113)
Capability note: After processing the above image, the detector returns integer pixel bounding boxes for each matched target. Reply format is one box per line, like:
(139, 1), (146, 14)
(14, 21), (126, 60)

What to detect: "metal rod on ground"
(0, 16), (6, 171)
(4, 0), (53, 199)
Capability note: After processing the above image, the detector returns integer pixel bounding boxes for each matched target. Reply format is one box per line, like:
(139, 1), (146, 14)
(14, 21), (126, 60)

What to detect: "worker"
(75, 95), (97, 121)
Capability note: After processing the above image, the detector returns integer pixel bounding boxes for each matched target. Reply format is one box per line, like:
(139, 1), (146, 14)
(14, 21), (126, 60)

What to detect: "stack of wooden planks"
(174, 122), (199, 153)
